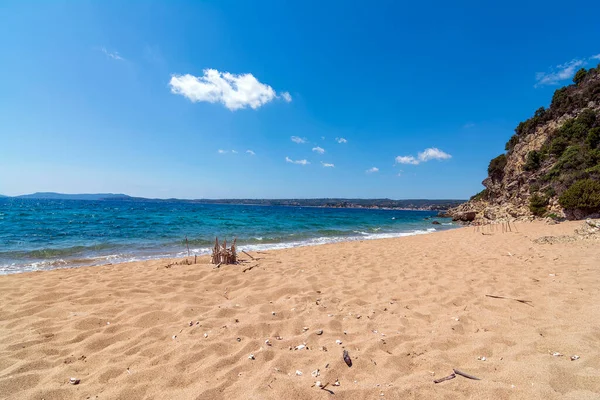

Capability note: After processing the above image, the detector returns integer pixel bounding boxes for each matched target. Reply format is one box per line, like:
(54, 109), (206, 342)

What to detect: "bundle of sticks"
(211, 237), (237, 265)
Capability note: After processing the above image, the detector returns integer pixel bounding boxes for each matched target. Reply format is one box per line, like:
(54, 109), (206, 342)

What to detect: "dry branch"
(242, 250), (256, 260)
(433, 373), (456, 383)
(453, 369), (481, 380)
(486, 294), (533, 307)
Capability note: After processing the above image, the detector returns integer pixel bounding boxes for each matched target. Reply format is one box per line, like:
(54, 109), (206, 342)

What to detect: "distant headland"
(0, 192), (465, 211)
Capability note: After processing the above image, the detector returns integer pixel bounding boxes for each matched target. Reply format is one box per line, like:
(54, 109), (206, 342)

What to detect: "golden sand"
(1, 221), (599, 399)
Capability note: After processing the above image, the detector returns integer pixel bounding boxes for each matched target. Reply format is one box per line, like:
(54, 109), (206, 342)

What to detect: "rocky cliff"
(449, 65), (600, 223)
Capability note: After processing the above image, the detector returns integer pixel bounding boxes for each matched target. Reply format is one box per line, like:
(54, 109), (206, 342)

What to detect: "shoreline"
(1, 220), (599, 399)
(0, 224), (456, 276)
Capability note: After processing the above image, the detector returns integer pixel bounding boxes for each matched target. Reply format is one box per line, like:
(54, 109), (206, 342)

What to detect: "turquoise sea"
(0, 199), (456, 274)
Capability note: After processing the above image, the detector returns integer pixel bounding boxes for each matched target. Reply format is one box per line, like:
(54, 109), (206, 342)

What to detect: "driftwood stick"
(242, 250), (256, 260)
(243, 264), (258, 273)
(453, 369), (481, 380)
(486, 294), (533, 306)
(214, 262), (222, 269)
(186, 236), (190, 257)
(433, 373), (456, 383)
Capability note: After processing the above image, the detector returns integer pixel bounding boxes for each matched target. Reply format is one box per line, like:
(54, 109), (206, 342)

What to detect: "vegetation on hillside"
(480, 64), (600, 218)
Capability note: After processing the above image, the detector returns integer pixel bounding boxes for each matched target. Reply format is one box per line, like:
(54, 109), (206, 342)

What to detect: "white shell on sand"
(311, 369), (320, 377)
(295, 344), (306, 350)
(248, 354), (255, 360)
(571, 355), (580, 361)
(69, 378), (80, 385)
(336, 340), (342, 345)
(296, 370), (302, 376)
(315, 381), (323, 387)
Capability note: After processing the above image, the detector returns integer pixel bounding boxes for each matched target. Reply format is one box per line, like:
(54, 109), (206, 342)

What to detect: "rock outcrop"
(448, 65), (600, 224)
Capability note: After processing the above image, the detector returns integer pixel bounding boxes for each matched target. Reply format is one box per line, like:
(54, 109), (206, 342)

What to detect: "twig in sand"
(453, 369), (481, 380)
(242, 250), (256, 260)
(214, 262), (222, 269)
(433, 373), (456, 383)
(186, 236), (190, 257)
(243, 264), (258, 273)
(486, 294), (533, 307)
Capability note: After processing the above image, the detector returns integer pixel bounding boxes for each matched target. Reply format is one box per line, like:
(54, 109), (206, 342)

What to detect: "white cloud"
(463, 122), (475, 129)
(395, 155), (419, 165)
(218, 149), (228, 154)
(321, 136), (326, 140)
(169, 69), (290, 111)
(291, 136), (307, 144)
(285, 156), (310, 165)
(321, 162), (335, 168)
(312, 146), (325, 154)
(591, 54), (600, 60)
(246, 150), (256, 155)
(366, 167), (379, 173)
(101, 47), (124, 61)
(231, 150), (238, 154)
(336, 137), (348, 144)
(397, 170), (404, 177)
(535, 59), (585, 87)
(395, 147), (452, 165)
(280, 92), (292, 102)
(418, 148), (452, 162)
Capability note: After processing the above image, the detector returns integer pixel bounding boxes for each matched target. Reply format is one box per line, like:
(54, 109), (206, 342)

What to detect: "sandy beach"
(1, 221), (599, 399)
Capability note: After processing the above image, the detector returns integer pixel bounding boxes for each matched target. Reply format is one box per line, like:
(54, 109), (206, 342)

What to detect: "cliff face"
(450, 65), (600, 223)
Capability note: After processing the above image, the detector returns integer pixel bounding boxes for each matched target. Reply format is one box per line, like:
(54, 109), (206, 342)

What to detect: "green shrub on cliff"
(529, 193), (549, 217)
(524, 150), (542, 171)
(573, 68), (588, 85)
(586, 127), (600, 149)
(558, 179), (600, 213)
(488, 154), (507, 180)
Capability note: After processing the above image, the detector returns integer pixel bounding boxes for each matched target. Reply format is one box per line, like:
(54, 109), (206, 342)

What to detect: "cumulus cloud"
(418, 148), (452, 162)
(101, 47), (124, 61)
(395, 156), (419, 165)
(246, 150), (256, 155)
(312, 146), (325, 154)
(218, 149), (228, 154)
(591, 54), (600, 60)
(535, 59), (585, 87)
(285, 156), (310, 165)
(169, 69), (290, 111)
(336, 137), (348, 144)
(291, 136), (307, 144)
(321, 162), (335, 168)
(395, 147), (452, 165)
(366, 167), (379, 173)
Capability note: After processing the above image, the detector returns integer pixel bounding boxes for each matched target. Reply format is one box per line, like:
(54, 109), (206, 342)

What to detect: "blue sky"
(1, 1), (599, 199)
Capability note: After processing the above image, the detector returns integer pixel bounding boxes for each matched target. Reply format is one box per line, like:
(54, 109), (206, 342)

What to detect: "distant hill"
(4, 193), (465, 211)
(15, 192), (132, 201)
(449, 63), (600, 222)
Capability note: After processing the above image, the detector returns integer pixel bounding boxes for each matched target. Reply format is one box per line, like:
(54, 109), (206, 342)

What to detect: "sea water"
(0, 198), (455, 274)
